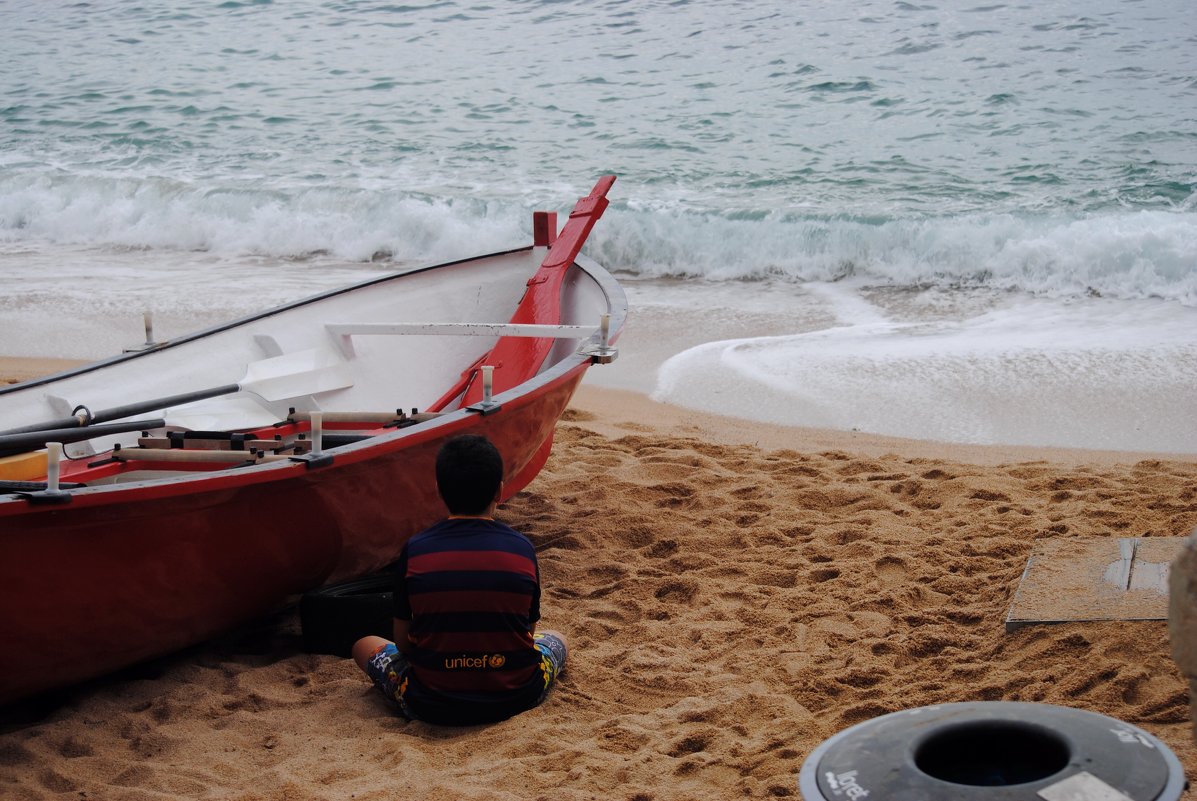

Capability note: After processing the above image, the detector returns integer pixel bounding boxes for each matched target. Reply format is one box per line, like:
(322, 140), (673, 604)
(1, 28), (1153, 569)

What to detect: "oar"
(0, 418), (166, 458)
(0, 348), (353, 436)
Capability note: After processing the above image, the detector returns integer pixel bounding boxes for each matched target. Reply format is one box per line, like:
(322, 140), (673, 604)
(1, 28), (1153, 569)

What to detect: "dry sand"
(2, 360), (1197, 800)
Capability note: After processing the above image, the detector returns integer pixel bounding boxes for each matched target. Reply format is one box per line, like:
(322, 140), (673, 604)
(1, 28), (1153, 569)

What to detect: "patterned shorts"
(363, 642), (416, 718)
(532, 632), (567, 702)
(365, 632), (568, 715)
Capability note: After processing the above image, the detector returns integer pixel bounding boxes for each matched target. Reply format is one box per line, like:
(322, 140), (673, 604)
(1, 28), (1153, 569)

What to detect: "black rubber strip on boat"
(1, 480), (86, 493)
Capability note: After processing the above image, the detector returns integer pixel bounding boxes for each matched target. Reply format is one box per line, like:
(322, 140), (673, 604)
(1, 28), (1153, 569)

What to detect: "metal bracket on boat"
(465, 365), (502, 416)
(20, 443), (73, 505)
(580, 314), (618, 365)
(122, 311), (164, 353)
(290, 452), (334, 469)
(288, 411), (335, 469)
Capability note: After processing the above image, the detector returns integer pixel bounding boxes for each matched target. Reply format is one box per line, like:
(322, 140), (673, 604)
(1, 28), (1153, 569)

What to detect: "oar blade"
(240, 348), (354, 401)
(165, 396), (280, 431)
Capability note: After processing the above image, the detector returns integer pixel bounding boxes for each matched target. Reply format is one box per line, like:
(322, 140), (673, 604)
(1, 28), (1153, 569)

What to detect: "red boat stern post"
(532, 211), (558, 247)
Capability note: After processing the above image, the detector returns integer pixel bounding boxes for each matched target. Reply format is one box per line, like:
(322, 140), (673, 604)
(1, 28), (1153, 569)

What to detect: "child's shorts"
(532, 632), (567, 702)
(365, 633), (568, 715)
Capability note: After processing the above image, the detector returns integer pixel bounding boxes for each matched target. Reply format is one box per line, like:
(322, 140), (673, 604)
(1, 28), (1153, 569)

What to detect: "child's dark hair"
(435, 434), (504, 515)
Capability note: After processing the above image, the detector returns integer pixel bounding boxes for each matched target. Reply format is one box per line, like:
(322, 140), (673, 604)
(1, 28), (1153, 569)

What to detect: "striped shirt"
(392, 517), (543, 724)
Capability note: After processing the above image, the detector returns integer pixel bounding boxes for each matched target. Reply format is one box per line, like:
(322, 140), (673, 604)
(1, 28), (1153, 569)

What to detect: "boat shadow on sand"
(0, 602), (306, 734)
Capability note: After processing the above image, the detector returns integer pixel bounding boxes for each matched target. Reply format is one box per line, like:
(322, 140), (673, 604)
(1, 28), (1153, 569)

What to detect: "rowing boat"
(0, 176), (625, 705)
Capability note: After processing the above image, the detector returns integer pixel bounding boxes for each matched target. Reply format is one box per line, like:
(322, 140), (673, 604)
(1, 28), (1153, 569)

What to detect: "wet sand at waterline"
(2, 359), (1196, 800)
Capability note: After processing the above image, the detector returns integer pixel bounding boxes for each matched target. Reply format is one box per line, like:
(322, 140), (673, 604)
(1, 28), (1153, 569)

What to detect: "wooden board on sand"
(1006, 537), (1185, 632)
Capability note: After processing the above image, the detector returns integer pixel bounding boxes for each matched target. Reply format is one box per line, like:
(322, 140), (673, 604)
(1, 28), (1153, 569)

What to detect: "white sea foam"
(594, 206), (1197, 306)
(0, 174), (523, 264)
(650, 284), (1197, 453)
(2, 172), (1194, 306)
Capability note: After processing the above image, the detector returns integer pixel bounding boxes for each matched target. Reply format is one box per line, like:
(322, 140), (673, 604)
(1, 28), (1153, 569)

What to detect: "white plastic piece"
(45, 442), (63, 493)
(481, 365), (494, 404)
(309, 411), (323, 455)
(1037, 771), (1134, 801)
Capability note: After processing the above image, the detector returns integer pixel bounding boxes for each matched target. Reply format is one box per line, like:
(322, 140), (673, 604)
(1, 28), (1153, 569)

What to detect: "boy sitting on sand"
(352, 434), (567, 725)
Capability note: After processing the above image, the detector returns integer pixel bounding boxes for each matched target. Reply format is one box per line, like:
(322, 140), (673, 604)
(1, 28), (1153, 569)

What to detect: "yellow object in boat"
(0, 449), (48, 482)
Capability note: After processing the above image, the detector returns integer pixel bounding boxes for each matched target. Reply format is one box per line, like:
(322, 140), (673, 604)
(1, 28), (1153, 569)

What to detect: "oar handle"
(0, 384), (242, 437)
(0, 409), (92, 436)
(0, 418), (167, 458)
(89, 384), (241, 424)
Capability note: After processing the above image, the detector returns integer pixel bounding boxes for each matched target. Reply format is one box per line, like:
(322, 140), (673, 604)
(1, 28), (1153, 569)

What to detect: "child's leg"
(353, 637), (415, 718)
(352, 635), (393, 673)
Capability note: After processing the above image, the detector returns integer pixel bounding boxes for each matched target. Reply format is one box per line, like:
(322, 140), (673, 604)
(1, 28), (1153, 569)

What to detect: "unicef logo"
(444, 653), (508, 669)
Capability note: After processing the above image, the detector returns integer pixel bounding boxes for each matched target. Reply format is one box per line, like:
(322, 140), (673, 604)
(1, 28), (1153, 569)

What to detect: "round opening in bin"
(913, 721), (1070, 787)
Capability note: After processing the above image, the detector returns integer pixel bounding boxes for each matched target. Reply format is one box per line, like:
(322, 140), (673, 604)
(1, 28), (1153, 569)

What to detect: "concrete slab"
(1006, 537), (1186, 632)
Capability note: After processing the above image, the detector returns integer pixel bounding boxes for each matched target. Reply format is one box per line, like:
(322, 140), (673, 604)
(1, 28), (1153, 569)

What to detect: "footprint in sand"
(837, 701), (894, 727)
(648, 481), (699, 509)
(612, 523), (655, 548)
(646, 538), (679, 558)
(809, 567), (841, 583)
(0, 742), (33, 767)
(752, 570), (798, 589)
(890, 479), (923, 496)
(730, 484), (767, 501)
(36, 769), (77, 793)
(666, 728), (717, 757)
(874, 555), (908, 585)
(654, 579), (699, 603)
(54, 735), (93, 758)
(585, 605), (627, 624)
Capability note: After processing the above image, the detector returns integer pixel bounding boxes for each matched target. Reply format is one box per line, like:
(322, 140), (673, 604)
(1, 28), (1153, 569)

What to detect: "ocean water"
(1, 0), (1194, 452)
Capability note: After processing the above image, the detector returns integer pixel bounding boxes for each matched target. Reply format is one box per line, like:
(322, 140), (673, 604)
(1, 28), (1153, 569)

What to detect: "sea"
(1, 0), (1194, 453)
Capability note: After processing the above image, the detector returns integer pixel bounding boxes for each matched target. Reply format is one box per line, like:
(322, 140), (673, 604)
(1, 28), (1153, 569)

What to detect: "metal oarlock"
(467, 364), (502, 416)
(582, 313), (618, 364)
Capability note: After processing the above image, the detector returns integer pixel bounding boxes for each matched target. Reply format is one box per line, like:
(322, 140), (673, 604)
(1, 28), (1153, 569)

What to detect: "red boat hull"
(0, 363), (588, 704)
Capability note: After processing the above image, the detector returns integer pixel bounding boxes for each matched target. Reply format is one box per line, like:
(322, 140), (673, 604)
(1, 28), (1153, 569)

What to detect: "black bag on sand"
(300, 573), (395, 658)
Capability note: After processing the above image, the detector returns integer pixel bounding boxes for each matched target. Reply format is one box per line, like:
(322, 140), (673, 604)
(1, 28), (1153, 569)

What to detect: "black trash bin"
(798, 701), (1185, 800)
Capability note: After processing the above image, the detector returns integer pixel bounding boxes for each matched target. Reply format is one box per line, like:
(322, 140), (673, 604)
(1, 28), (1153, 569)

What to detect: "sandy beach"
(2, 360), (1196, 800)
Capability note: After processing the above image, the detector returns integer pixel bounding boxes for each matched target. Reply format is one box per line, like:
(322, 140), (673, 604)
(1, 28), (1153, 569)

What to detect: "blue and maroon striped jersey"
(392, 517), (544, 723)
